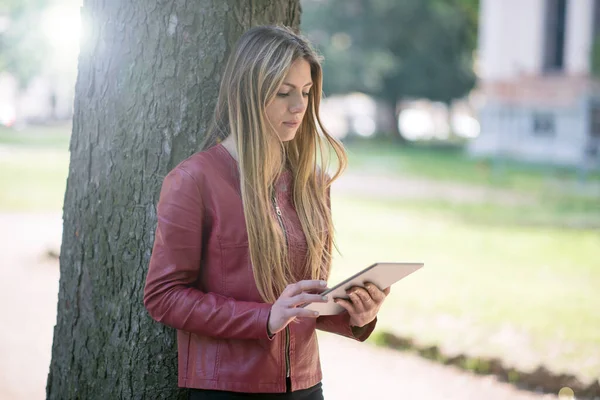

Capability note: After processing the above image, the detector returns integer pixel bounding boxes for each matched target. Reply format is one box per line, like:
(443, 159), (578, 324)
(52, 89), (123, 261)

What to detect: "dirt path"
(0, 213), (557, 399)
(334, 171), (534, 205)
(318, 332), (557, 400)
(0, 213), (61, 399)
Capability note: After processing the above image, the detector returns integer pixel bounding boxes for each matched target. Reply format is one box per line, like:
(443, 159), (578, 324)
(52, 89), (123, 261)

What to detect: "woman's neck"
(220, 135), (290, 172)
(220, 135), (239, 162)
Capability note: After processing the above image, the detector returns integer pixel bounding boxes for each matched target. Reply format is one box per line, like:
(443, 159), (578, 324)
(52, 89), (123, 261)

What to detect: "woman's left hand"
(334, 282), (390, 328)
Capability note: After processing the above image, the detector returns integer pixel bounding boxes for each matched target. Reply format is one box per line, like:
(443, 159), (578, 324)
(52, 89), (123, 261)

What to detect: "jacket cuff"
(257, 304), (276, 341)
(351, 316), (378, 342)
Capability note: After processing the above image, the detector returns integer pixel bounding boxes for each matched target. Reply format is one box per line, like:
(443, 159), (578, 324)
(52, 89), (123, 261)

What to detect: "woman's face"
(265, 58), (312, 142)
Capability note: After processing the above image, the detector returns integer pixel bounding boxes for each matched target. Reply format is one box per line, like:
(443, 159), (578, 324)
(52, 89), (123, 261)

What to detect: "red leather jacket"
(143, 144), (376, 393)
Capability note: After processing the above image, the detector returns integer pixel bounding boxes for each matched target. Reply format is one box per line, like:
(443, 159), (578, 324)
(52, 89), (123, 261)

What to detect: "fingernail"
(313, 311), (319, 316)
(320, 281), (327, 286)
(322, 296), (328, 301)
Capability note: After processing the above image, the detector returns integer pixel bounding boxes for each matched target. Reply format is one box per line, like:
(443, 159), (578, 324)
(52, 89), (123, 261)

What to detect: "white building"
(470, 0), (600, 168)
(0, 73), (75, 125)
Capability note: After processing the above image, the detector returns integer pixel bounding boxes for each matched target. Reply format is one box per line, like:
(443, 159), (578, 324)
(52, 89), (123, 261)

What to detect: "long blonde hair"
(202, 25), (347, 303)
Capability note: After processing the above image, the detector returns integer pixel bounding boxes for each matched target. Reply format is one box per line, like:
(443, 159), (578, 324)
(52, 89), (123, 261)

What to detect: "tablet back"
(304, 262), (424, 316)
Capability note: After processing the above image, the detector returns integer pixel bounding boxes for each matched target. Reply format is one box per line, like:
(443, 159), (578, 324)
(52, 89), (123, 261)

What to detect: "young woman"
(143, 25), (389, 400)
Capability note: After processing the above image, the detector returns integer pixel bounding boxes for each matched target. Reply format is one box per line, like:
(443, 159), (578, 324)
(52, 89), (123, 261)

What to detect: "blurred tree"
(302, 0), (479, 139)
(592, 35), (600, 79)
(45, 1), (301, 399)
(0, 0), (51, 86)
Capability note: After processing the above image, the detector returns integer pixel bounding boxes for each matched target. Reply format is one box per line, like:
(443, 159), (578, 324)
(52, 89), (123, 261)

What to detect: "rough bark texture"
(47, 1), (301, 399)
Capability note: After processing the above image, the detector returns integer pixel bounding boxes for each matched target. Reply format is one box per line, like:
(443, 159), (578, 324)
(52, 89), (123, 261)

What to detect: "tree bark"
(46, 1), (301, 399)
(381, 96), (407, 143)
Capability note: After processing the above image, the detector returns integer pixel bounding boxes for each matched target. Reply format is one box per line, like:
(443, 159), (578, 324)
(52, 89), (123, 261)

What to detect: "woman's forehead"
(282, 59), (312, 85)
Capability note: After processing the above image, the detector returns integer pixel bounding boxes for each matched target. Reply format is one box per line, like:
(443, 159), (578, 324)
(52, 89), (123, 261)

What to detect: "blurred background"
(0, 0), (599, 398)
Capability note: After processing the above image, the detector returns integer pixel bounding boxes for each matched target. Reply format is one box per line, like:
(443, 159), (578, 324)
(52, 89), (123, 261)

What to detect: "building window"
(532, 112), (556, 137)
(543, 0), (568, 72)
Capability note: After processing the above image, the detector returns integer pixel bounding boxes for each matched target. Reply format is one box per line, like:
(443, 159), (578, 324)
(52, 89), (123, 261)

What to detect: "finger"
(352, 287), (374, 307)
(283, 280), (328, 297)
(289, 308), (321, 319)
(334, 298), (355, 314)
(364, 283), (386, 303)
(286, 293), (328, 308)
(347, 289), (369, 310)
(345, 289), (366, 311)
(305, 287), (329, 294)
(383, 286), (391, 296)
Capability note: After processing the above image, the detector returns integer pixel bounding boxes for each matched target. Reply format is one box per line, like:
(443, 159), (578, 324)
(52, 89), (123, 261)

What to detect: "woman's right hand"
(267, 280), (329, 336)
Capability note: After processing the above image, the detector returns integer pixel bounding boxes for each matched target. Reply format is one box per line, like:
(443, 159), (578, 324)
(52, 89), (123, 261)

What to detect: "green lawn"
(329, 196), (600, 382)
(1, 124), (599, 382)
(333, 140), (600, 381)
(344, 138), (600, 195)
(0, 124), (71, 149)
(0, 125), (70, 211)
(0, 148), (69, 211)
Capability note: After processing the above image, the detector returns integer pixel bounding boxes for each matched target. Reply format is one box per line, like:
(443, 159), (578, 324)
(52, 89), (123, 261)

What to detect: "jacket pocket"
(189, 334), (220, 380)
(219, 244), (264, 303)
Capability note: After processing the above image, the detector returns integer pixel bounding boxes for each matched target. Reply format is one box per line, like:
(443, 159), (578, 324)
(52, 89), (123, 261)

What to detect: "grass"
(0, 149), (69, 211)
(330, 140), (600, 380)
(1, 124), (599, 382)
(0, 124), (71, 149)
(343, 138), (600, 195)
(368, 196), (600, 230)
(0, 125), (70, 211)
(329, 195), (600, 382)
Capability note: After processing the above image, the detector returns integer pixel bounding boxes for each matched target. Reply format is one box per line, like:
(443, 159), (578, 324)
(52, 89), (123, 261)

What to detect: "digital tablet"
(303, 262), (424, 315)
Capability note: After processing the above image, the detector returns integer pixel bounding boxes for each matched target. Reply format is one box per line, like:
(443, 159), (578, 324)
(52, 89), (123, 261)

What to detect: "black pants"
(188, 379), (323, 400)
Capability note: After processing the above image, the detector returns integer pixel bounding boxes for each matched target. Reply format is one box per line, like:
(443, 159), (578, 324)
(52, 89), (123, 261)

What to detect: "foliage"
(592, 34), (600, 80)
(0, 0), (52, 86)
(301, 0), (479, 104)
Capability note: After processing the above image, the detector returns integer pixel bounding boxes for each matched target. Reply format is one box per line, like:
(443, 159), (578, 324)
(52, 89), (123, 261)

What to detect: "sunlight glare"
(42, 4), (82, 57)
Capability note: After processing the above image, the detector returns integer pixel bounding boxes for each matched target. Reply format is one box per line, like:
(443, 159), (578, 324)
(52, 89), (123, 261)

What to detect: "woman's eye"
(302, 92), (310, 97)
(277, 93), (290, 97)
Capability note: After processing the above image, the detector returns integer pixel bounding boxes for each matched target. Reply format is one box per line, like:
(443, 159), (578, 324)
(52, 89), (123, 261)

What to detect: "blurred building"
(470, 0), (600, 168)
(0, 73), (75, 126)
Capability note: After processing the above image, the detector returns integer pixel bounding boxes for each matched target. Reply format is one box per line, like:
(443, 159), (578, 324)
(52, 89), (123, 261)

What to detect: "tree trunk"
(46, 1), (301, 399)
(381, 96), (407, 143)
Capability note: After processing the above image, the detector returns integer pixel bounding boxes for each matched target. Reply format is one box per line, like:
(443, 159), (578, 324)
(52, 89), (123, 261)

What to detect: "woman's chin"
(278, 130), (298, 142)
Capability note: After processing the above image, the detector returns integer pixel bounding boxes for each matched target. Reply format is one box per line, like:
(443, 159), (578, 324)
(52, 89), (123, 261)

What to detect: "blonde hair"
(202, 25), (347, 303)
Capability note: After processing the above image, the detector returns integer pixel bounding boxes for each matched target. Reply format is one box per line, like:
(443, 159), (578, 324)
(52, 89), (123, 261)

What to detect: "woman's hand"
(267, 280), (329, 335)
(334, 282), (390, 328)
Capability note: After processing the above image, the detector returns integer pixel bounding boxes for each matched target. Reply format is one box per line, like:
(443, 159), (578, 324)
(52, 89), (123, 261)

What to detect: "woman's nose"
(289, 96), (306, 114)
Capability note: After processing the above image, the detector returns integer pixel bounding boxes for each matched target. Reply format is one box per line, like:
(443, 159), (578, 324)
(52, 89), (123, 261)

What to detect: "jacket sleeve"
(316, 313), (377, 341)
(315, 179), (378, 341)
(143, 166), (273, 340)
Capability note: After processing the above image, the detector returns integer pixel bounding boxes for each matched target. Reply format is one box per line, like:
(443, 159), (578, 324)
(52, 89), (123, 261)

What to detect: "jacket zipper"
(272, 194), (291, 379)
(272, 194), (288, 247)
